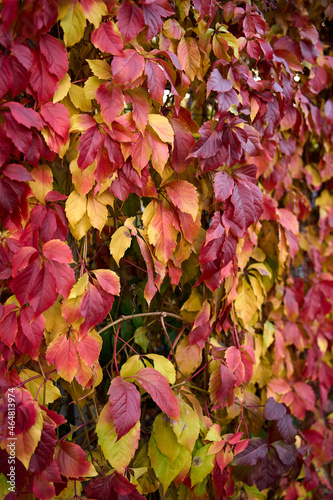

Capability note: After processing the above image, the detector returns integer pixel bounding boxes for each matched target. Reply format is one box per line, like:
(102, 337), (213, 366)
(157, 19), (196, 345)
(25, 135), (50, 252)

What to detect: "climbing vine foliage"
(0, 0), (333, 498)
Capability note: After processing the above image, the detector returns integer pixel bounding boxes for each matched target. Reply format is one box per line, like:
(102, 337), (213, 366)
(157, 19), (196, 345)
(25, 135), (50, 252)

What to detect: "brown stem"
(98, 311), (190, 335)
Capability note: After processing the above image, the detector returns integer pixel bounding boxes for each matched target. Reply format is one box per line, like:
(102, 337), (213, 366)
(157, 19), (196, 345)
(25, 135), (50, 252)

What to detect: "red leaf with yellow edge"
(210, 364), (236, 407)
(189, 300), (211, 348)
(134, 367), (180, 420)
(147, 202), (178, 265)
(78, 125), (103, 171)
(46, 334), (78, 383)
(165, 180), (198, 221)
(111, 49), (145, 87)
(91, 21), (124, 55)
(93, 269), (120, 295)
(55, 441), (97, 478)
(169, 116), (195, 172)
(117, 1), (145, 42)
(43, 239), (73, 264)
(108, 376), (141, 439)
(96, 83), (124, 125)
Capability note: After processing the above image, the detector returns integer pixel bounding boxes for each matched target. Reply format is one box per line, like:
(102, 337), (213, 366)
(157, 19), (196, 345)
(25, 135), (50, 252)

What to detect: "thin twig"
(98, 311), (190, 335)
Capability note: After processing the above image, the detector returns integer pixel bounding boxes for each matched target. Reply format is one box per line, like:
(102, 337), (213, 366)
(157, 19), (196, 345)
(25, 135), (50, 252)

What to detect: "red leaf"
(189, 121), (222, 159)
(125, 88), (149, 133)
(40, 102), (70, 139)
(0, 304), (18, 347)
(271, 441), (297, 467)
(80, 283), (112, 333)
(189, 300), (211, 348)
(214, 171), (234, 202)
(48, 260), (75, 299)
(207, 68), (233, 95)
(2, 163), (34, 182)
(91, 21), (124, 55)
(210, 363), (236, 407)
(55, 441), (96, 478)
(78, 125), (104, 170)
(134, 367), (180, 420)
(39, 34), (68, 80)
(12, 246), (38, 278)
(142, 1), (174, 41)
(43, 239), (73, 264)
(29, 418), (57, 474)
(28, 263), (58, 316)
(6, 102), (42, 130)
(5, 113), (32, 154)
(108, 376), (141, 439)
(46, 334), (78, 383)
(11, 260), (40, 306)
(30, 47), (60, 103)
(96, 83), (124, 125)
(232, 437), (268, 466)
(117, 1), (145, 42)
(76, 334), (100, 366)
(17, 307), (45, 359)
(136, 237), (157, 305)
(169, 116), (195, 172)
(111, 49), (145, 87)
(93, 269), (120, 295)
(145, 60), (167, 104)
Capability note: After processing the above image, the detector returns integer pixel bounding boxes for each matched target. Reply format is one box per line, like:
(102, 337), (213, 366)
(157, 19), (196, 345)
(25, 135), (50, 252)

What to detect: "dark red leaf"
(232, 437), (268, 466)
(263, 397), (287, 421)
(78, 126), (104, 171)
(29, 418), (57, 474)
(207, 68), (233, 95)
(214, 171), (234, 202)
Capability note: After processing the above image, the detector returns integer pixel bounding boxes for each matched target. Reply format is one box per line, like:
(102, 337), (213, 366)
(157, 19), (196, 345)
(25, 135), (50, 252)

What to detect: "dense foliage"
(0, 0), (333, 498)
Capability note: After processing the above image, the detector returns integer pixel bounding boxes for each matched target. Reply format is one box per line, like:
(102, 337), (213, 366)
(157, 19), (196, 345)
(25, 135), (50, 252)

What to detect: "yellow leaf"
(81, 0), (108, 28)
(177, 36), (201, 81)
(146, 354), (176, 384)
(234, 277), (258, 325)
(172, 396), (200, 452)
(120, 355), (145, 380)
(148, 435), (191, 493)
(148, 114), (174, 146)
(60, 1), (86, 47)
(53, 73), (71, 103)
(87, 192), (108, 232)
(69, 212), (91, 240)
(66, 190), (87, 226)
(86, 59), (112, 80)
(110, 225), (132, 265)
(97, 403), (140, 473)
(29, 164), (53, 204)
(55, 481), (82, 499)
(84, 76), (103, 100)
(68, 274), (89, 300)
(69, 84), (92, 112)
(44, 301), (68, 341)
(152, 414), (182, 465)
(19, 369), (61, 405)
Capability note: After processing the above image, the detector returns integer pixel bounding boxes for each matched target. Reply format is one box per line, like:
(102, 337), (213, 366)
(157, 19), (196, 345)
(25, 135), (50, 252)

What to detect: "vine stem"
(113, 324), (121, 376)
(98, 311), (190, 335)
(72, 382), (94, 463)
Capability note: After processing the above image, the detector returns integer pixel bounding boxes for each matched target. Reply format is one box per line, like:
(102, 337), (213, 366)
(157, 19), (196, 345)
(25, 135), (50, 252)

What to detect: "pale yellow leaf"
(69, 84), (92, 112)
(19, 369), (61, 405)
(84, 76), (103, 100)
(69, 212), (91, 240)
(81, 0), (108, 28)
(146, 354), (176, 384)
(29, 164), (53, 204)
